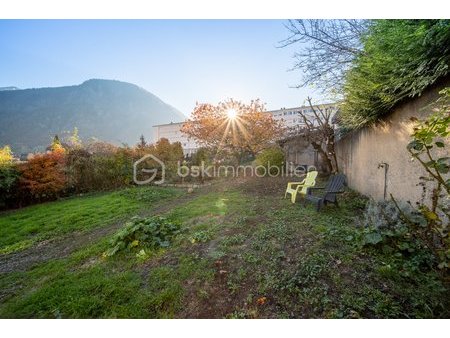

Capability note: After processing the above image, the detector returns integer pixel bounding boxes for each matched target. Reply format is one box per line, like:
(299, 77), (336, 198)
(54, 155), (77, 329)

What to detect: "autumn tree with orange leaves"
(181, 99), (284, 163)
(18, 149), (66, 201)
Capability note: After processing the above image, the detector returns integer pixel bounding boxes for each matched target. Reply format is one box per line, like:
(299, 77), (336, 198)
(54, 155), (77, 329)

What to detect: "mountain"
(0, 87), (19, 91)
(0, 79), (185, 154)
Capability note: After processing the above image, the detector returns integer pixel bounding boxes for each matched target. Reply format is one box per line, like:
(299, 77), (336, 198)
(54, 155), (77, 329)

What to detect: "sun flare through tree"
(181, 99), (284, 162)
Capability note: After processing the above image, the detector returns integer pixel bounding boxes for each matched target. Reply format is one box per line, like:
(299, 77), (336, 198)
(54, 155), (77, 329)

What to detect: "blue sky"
(0, 20), (323, 116)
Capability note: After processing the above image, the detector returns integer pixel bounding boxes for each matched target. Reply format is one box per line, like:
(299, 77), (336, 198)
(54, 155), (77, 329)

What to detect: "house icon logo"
(133, 154), (165, 185)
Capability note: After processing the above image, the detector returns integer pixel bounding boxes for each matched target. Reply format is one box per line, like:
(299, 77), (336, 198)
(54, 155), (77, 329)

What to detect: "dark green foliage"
(362, 200), (436, 270)
(104, 216), (181, 257)
(0, 165), (19, 209)
(89, 149), (135, 189)
(341, 20), (450, 129)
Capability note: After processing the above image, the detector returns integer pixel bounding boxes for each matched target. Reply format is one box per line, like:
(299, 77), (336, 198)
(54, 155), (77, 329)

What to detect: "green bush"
(104, 216), (181, 257)
(362, 199), (437, 272)
(0, 165), (20, 209)
(255, 147), (285, 176)
(65, 148), (95, 193)
(341, 20), (450, 129)
(66, 148), (135, 192)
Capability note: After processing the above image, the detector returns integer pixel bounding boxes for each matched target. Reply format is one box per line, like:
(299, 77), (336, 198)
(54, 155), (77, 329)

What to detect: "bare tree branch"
(287, 99), (339, 174)
(279, 19), (370, 93)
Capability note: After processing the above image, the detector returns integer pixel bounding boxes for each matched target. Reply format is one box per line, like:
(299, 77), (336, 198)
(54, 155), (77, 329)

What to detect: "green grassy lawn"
(0, 187), (182, 254)
(0, 178), (447, 318)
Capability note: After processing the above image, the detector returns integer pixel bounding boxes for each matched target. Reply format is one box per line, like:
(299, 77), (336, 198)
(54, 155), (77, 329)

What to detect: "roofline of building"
(266, 102), (338, 113)
(153, 121), (186, 127)
(153, 102), (339, 127)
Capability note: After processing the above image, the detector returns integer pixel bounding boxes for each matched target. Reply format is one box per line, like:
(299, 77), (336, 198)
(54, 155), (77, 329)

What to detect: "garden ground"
(0, 177), (448, 318)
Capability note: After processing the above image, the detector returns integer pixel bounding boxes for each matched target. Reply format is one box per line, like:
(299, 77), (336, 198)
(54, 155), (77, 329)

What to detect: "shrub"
(154, 138), (184, 181)
(255, 146), (285, 176)
(104, 216), (181, 257)
(362, 199), (437, 273)
(363, 200), (425, 246)
(65, 145), (136, 193)
(190, 147), (213, 166)
(88, 148), (135, 191)
(0, 164), (20, 209)
(340, 20), (450, 129)
(362, 88), (449, 270)
(65, 148), (94, 193)
(18, 150), (66, 202)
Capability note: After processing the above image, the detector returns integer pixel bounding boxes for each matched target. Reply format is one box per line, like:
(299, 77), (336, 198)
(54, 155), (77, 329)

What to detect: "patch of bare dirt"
(176, 257), (237, 318)
(239, 176), (292, 197)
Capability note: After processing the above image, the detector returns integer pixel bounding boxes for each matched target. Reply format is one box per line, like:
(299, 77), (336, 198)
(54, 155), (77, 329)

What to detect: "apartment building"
(153, 103), (338, 155)
(152, 122), (199, 156)
(266, 103), (338, 128)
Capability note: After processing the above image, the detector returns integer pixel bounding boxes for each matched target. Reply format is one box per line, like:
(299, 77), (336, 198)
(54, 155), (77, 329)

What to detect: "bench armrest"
(306, 186), (324, 195)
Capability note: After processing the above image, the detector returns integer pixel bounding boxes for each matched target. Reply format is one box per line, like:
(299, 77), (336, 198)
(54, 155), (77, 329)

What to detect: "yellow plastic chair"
(285, 170), (318, 203)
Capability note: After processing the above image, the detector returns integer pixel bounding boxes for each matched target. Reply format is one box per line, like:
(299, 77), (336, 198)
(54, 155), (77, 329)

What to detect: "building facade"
(266, 103), (338, 129)
(153, 103), (338, 156)
(152, 122), (199, 156)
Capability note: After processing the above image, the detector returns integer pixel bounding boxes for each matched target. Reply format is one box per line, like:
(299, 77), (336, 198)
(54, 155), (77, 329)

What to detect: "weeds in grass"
(0, 180), (448, 318)
(103, 216), (181, 257)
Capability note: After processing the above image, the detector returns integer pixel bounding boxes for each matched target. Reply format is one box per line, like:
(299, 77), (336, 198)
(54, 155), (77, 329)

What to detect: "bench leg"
(316, 200), (323, 211)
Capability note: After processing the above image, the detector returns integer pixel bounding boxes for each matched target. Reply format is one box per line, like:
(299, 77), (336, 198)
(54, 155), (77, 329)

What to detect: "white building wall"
(153, 122), (199, 156)
(266, 103), (338, 129)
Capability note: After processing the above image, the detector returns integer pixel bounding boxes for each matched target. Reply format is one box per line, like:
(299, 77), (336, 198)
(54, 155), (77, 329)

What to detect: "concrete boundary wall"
(335, 80), (450, 204)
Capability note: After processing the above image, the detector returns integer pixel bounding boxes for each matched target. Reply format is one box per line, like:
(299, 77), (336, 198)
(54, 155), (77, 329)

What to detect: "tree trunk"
(311, 141), (333, 174)
(326, 135), (339, 173)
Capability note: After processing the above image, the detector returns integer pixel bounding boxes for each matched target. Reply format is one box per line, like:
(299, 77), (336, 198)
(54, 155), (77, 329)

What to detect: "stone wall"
(335, 79), (449, 204)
